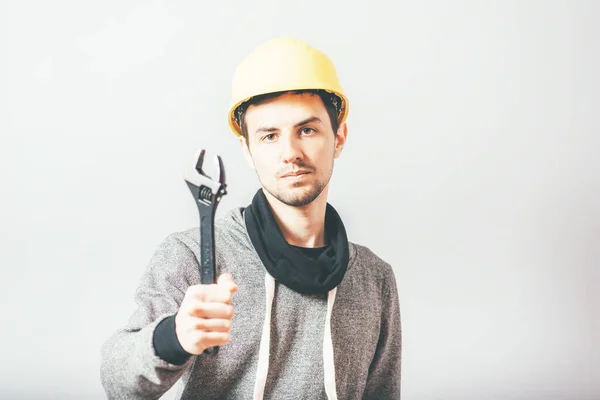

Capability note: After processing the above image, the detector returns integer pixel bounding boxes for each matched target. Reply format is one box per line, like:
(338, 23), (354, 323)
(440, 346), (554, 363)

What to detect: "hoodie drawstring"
(253, 273), (275, 399)
(323, 286), (338, 399)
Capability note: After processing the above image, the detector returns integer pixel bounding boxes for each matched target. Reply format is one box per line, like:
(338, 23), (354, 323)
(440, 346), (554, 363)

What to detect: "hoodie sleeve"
(100, 233), (200, 399)
(363, 268), (402, 399)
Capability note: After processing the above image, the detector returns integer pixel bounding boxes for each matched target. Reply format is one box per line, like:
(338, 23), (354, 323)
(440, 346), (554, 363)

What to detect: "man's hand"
(175, 273), (238, 355)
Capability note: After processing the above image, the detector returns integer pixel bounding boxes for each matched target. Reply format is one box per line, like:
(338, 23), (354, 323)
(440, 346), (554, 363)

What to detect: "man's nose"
(281, 134), (303, 164)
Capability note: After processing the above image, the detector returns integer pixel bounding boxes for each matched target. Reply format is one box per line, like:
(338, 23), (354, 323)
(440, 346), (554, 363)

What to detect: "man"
(100, 37), (402, 399)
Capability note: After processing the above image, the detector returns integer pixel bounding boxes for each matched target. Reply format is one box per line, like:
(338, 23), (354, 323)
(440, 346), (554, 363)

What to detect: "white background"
(1, 0), (598, 399)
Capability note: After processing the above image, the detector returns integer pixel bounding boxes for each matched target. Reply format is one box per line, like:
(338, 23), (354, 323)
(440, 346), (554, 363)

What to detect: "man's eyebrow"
(255, 126), (279, 134)
(294, 116), (322, 128)
(254, 116), (323, 135)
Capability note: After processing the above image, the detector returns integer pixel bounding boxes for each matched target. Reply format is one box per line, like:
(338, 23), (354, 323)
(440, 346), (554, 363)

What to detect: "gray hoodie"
(100, 207), (402, 399)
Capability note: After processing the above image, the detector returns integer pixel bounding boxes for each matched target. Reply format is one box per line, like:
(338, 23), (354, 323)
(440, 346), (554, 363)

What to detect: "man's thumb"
(217, 273), (238, 291)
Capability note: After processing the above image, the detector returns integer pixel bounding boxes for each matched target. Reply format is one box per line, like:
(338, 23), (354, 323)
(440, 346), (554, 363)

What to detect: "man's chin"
(271, 186), (322, 207)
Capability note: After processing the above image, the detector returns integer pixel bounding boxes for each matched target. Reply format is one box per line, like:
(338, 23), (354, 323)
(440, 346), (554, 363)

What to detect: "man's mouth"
(281, 170), (311, 178)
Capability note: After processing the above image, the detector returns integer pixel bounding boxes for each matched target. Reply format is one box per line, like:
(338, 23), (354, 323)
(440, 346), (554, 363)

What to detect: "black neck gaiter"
(244, 189), (350, 295)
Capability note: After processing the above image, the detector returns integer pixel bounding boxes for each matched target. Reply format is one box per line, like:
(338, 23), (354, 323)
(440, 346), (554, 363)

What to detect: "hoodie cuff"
(153, 314), (193, 365)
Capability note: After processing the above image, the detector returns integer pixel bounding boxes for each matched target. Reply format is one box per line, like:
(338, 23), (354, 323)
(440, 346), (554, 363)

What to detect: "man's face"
(241, 92), (347, 207)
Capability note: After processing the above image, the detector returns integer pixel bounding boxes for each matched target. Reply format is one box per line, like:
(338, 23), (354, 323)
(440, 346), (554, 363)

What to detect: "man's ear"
(333, 122), (348, 159)
(239, 135), (255, 169)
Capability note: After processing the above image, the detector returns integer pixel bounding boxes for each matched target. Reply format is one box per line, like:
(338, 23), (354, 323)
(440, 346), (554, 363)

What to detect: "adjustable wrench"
(184, 149), (227, 355)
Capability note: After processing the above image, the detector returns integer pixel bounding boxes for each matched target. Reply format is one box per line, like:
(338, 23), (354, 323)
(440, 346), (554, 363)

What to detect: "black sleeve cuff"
(153, 314), (192, 365)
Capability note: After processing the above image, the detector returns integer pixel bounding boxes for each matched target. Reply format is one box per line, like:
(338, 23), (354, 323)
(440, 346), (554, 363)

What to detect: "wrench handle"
(199, 214), (217, 285)
(199, 212), (219, 355)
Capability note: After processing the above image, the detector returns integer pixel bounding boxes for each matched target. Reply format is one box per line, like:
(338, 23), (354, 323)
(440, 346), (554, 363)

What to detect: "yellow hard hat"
(228, 37), (349, 137)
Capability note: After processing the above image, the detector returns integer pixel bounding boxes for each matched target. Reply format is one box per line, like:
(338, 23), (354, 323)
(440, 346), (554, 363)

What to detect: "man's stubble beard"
(258, 161), (335, 207)
(268, 177), (327, 207)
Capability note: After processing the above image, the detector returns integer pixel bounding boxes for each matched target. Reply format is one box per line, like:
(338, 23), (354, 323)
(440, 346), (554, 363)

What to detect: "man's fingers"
(187, 301), (234, 319)
(193, 331), (230, 348)
(189, 285), (234, 304)
(192, 317), (232, 332)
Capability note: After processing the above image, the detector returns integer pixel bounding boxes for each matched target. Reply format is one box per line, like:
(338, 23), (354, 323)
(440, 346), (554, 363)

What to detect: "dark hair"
(233, 89), (343, 141)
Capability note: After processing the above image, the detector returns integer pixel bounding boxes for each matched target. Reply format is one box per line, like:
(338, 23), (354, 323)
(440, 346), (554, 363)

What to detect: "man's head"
(227, 37), (349, 207)
(237, 90), (348, 207)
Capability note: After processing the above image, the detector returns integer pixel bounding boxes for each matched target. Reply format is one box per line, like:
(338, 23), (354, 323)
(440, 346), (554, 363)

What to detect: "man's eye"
(300, 127), (315, 135)
(262, 133), (277, 142)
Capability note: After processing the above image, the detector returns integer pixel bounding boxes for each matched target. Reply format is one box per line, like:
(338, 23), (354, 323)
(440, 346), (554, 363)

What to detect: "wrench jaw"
(217, 154), (226, 186)
(194, 149), (206, 176)
(185, 150), (228, 211)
